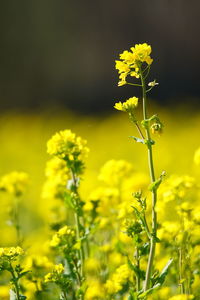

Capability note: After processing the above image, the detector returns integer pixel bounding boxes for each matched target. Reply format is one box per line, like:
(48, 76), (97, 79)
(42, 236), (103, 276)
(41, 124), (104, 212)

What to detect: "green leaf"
(64, 192), (75, 209)
(148, 171), (166, 192)
(18, 271), (30, 278)
(138, 283), (161, 298)
(127, 257), (145, 280)
(130, 136), (145, 144)
(155, 258), (173, 286)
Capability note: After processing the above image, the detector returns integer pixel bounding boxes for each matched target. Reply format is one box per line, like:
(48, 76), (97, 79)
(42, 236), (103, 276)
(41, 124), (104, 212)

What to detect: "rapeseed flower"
(0, 246), (24, 259)
(44, 263), (64, 283)
(104, 264), (132, 295)
(115, 43), (153, 85)
(50, 225), (75, 249)
(85, 280), (103, 300)
(114, 97), (138, 113)
(47, 129), (89, 161)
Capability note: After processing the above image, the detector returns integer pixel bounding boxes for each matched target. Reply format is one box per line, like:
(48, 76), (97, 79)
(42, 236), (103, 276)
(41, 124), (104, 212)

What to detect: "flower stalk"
(140, 67), (157, 292)
(71, 169), (85, 279)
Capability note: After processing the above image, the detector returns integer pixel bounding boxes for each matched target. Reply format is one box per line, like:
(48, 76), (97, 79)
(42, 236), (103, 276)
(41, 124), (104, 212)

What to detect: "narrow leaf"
(138, 283), (161, 298)
(130, 136), (145, 144)
(156, 258), (173, 285)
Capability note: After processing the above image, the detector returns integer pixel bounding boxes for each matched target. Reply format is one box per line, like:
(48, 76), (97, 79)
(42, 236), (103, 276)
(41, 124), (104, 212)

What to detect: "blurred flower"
(47, 129), (89, 174)
(0, 171), (29, 196)
(98, 159), (133, 186)
(104, 264), (132, 295)
(194, 147), (200, 165)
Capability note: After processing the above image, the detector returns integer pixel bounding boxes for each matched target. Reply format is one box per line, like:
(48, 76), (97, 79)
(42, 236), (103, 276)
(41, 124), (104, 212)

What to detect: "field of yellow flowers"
(0, 44), (200, 300)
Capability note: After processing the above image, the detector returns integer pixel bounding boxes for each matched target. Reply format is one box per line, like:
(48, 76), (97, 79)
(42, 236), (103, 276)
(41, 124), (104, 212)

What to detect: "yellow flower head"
(0, 246), (24, 262)
(115, 43), (153, 85)
(104, 264), (132, 295)
(47, 129), (89, 174)
(131, 43), (153, 65)
(85, 280), (103, 300)
(50, 225), (75, 248)
(114, 97), (138, 113)
(44, 264), (64, 283)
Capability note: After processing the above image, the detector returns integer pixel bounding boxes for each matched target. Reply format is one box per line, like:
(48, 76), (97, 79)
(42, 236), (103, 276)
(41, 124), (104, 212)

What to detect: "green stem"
(134, 120), (145, 140)
(70, 170), (85, 300)
(136, 246), (140, 292)
(179, 247), (185, 294)
(74, 211), (85, 278)
(140, 67), (157, 292)
(10, 265), (20, 300)
(62, 290), (68, 300)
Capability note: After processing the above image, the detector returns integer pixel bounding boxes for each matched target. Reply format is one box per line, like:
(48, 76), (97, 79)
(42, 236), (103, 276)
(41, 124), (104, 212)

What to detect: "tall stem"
(10, 266), (20, 300)
(179, 247), (185, 294)
(136, 246), (140, 292)
(71, 170), (85, 293)
(140, 68), (157, 291)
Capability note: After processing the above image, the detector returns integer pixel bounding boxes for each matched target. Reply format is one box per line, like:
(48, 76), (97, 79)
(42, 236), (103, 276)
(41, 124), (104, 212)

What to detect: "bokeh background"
(1, 0), (200, 112)
(0, 1), (200, 244)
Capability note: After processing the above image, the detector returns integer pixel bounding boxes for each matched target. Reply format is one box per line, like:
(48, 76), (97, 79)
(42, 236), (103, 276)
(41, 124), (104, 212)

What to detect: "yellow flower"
(85, 280), (103, 299)
(114, 97), (138, 113)
(104, 264), (132, 295)
(131, 43), (153, 64)
(50, 234), (61, 247)
(50, 225), (75, 248)
(115, 43), (153, 85)
(0, 171), (29, 196)
(85, 258), (100, 272)
(0, 285), (9, 299)
(47, 129), (89, 161)
(54, 263), (64, 274)
(0, 247), (24, 262)
(44, 264), (64, 283)
(83, 200), (94, 211)
(98, 159), (133, 186)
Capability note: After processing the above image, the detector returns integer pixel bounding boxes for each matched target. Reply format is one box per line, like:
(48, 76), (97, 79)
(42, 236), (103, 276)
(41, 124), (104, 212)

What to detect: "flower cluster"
(0, 246), (24, 260)
(50, 225), (76, 249)
(104, 264), (132, 294)
(42, 157), (70, 200)
(47, 129), (89, 174)
(44, 263), (65, 283)
(114, 97), (138, 113)
(0, 171), (29, 196)
(44, 263), (73, 296)
(115, 43), (153, 86)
